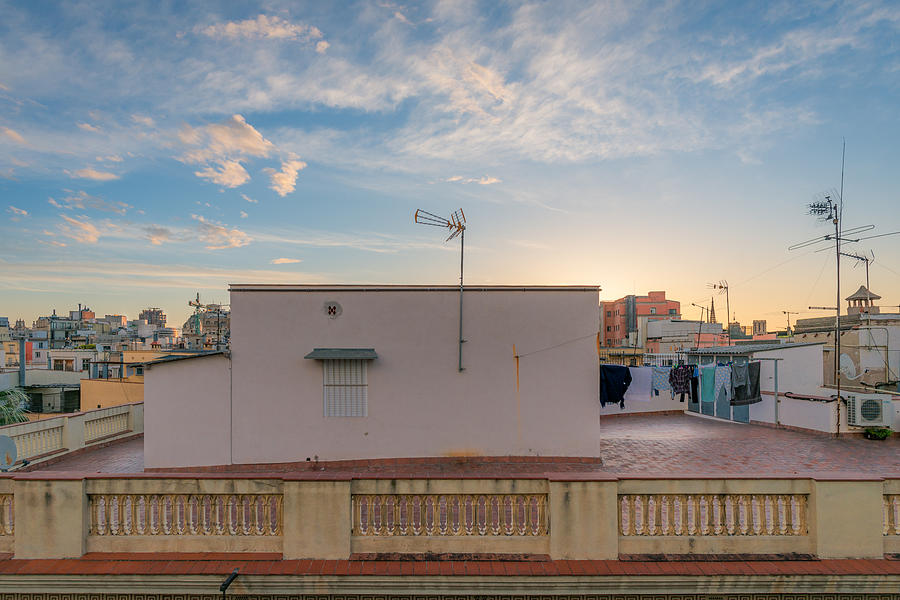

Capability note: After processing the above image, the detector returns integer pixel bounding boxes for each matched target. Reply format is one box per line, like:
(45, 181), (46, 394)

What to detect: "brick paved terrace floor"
(26, 413), (900, 476)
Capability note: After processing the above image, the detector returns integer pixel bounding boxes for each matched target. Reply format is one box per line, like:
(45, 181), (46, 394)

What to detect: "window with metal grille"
(322, 359), (367, 417)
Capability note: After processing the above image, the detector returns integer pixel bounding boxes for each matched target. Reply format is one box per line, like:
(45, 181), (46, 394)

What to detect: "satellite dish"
(0, 436), (17, 471)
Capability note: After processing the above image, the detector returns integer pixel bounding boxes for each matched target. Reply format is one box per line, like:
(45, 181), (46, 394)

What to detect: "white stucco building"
(145, 285), (602, 469)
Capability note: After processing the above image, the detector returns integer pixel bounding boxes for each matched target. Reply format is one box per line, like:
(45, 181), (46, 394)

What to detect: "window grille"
(323, 359), (367, 417)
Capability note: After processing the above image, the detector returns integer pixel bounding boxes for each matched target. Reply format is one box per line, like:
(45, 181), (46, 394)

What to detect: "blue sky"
(1, 1), (899, 327)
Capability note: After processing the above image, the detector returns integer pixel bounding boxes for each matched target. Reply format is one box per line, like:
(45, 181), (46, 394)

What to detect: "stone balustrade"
(0, 403), (142, 467)
(2, 472), (897, 560)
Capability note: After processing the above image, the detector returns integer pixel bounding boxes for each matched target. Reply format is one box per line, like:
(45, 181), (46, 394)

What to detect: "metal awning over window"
(304, 348), (377, 360)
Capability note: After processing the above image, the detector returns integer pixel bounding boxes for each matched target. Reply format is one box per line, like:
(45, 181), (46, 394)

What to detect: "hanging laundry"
(599, 364), (632, 409)
(626, 366), (652, 401)
(732, 361), (762, 405)
(714, 365), (732, 402)
(700, 365), (716, 414)
(731, 362), (749, 391)
(651, 366), (672, 396)
(668, 364), (692, 402)
(690, 373), (700, 405)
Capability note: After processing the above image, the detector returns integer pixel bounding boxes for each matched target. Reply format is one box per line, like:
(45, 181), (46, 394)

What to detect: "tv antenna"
(415, 208), (467, 371)
(840, 250), (875, 301)
(691, 303), (710, 349)
(707, 281), (730, 345)
(189, 292), (230, 351)
(782, 310), (798, 336)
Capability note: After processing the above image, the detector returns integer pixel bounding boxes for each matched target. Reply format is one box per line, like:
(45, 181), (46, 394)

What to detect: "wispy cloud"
(131, 114), (155, 127)
(77, 122), (101, 132)
(142, 225), (176, 246)
(196, 15), (325, 44)
(7, 205), (28, 220)
(241, 193), (258, 204)
(265, 156), (307, 196)
(191, 214), (251, 249)
(1, 127), (26, 144)
(271, 257), (301, 264)
(59, 215), (101, 243)
(443, 175), (502, 185)
(240, 210), (248, 218)
(66, 168), (120, 181)
(48, 190), (131, 215)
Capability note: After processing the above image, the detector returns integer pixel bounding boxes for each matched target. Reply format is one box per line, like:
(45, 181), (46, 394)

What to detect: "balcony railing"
(0, 403), (142, 467)
(3, 473), (897, 560)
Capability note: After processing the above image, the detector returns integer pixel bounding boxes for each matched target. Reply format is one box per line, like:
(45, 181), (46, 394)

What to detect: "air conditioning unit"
(846, 394), (894, 428)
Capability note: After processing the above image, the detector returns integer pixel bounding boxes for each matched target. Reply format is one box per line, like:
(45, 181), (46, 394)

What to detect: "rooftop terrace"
(28, 413), (900, 476)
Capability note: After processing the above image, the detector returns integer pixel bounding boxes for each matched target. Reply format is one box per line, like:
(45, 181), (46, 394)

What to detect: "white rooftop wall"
(222, 286), (601, 465)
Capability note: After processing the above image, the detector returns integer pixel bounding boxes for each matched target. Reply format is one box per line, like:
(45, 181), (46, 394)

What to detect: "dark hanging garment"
(668, 364), (692, 401)
(732, 361), (762, 405)
(600, 364), (632, 409)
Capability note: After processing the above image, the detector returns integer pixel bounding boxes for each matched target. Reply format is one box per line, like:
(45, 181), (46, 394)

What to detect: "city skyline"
(2, 1), (899, 326)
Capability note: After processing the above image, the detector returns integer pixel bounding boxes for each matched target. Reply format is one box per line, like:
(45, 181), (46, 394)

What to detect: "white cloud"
(264, 157), (307, 196)
(180, 114), (274, 162)
(240, 210), (248, 219)
(271, 257), (301, 264)
(315, 40), (330, 54)
(179, 114), (275, 188)
(191, 214), (251, 249)
(194, 160), (250, 188)
(77, 122), (101, 132)
(1, 127), (26, 144)
(197, 15), (324, 43)
(67, 168), (120, 181)
(59, 215), (101, 243)
(241, 193), (258, 204)
(131, 114), (155, 127)
(96, 155), (123, 162)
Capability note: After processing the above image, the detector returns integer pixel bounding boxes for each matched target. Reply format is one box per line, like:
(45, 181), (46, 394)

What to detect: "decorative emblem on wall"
(323, 301), (343, 319)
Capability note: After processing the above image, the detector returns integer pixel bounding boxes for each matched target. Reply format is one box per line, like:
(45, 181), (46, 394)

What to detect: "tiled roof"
(682, 341), (825, 355)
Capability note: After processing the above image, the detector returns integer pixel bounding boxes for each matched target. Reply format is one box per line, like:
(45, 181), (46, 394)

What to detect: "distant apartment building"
(600, 291), (680, 347)
(69, 304), (95, 321)
(139, 307), (167, 328)
(753, 319), (767, 336)
(645, 318), (726, 352)
(102, 314), (128, 328)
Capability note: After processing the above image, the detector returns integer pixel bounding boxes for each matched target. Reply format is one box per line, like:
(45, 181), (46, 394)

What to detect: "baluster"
(723, 496), (734, 535)
(684, 494), (699, 535)
(90, 496), (101, 535)
(394, 495), (403, 536)
(274, 495), (283, 535)
(647, 496), (658, 535)
(698, 495), (708, 535)
(626, 495), (636, 536)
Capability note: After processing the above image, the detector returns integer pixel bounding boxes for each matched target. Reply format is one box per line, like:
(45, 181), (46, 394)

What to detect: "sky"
(1, 1), (899, 329)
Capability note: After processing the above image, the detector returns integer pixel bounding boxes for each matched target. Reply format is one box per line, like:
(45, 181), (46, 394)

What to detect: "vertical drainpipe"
(18, 339), (26, 387)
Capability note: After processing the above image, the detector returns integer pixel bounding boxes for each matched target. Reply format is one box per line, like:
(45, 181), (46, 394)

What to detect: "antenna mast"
(415, 208), (467, 371)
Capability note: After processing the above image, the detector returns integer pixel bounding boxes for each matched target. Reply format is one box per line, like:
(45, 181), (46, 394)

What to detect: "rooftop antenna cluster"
(414, 208), (467, 372)
(707, 280), (730, 345)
